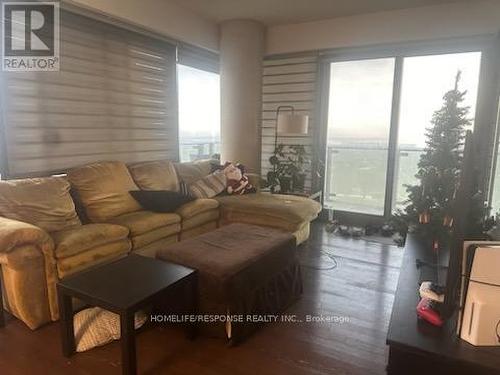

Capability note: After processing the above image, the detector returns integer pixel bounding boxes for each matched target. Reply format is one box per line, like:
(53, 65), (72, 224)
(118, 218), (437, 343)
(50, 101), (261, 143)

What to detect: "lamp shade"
(277, 113), (309, 135)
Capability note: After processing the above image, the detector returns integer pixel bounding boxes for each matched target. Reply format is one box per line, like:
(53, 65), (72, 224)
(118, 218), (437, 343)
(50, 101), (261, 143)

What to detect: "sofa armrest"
(0, 217), (54, 256)
(247, 173), (264, 193)
(0, 217), (57, 329)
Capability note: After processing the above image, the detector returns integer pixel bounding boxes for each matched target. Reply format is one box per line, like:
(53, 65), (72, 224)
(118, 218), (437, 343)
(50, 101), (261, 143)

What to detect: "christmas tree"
(393, 72), (477, 248)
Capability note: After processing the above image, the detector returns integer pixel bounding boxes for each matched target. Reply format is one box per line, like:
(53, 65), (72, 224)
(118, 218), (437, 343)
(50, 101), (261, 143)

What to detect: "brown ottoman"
(156, 223), (302, 344)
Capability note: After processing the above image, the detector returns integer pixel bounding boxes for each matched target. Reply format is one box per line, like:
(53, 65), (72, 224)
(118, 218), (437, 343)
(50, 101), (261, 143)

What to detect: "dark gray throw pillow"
(129, 190), (194, 213)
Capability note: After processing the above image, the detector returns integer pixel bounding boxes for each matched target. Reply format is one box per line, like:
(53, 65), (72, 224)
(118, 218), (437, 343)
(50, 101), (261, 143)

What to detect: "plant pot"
(292, 173), (306, 192)
(278, 176), (292, 193)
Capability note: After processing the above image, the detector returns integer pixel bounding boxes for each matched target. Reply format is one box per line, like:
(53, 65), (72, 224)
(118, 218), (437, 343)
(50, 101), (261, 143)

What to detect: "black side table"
(57, 255), (197, 375)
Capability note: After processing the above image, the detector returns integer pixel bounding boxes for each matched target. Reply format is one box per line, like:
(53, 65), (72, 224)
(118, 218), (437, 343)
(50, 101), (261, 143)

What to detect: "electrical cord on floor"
(300, 249), (338, 271)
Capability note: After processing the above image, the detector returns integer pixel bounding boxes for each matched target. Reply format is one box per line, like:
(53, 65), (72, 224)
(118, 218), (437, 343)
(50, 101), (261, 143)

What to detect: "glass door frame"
(315, 37), (492, 222)
(487, 100), (500, 210)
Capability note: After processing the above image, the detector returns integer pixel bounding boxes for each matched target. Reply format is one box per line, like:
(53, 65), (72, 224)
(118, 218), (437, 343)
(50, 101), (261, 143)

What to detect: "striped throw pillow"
(179, 180), (191, 196)
(189, 170), (227, 198)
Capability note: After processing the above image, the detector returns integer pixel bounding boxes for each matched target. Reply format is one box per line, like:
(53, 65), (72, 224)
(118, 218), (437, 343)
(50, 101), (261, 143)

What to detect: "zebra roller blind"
(177, 42), (219, 73)
(0, 10), (177, 177)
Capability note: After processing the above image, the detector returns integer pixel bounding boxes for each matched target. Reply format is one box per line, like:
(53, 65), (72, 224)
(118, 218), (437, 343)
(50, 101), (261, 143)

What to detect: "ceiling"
(173, 0), (469, 26)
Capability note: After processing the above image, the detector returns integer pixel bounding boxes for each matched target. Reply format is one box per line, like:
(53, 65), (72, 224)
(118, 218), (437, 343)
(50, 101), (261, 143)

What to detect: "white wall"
(266, 1), (500, 55)
(64, 0), (219, 51)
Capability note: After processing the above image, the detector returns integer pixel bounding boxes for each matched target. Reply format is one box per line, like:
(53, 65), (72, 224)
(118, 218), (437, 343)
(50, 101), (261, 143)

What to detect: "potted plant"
(267, 144), (287, 193)
(288, 145), (308, 192)
(267, 144), (309, 194)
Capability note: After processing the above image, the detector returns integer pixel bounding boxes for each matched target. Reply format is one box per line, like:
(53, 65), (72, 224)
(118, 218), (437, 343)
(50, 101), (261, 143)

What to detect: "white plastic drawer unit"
(460, 245), (500, 346)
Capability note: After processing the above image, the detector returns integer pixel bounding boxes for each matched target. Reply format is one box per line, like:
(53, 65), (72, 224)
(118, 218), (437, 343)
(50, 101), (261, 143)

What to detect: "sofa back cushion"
(175, 159), (218, 185)
(128, 160), (179, 192)
(68, 161), (142, 222)
(0, 176), (81, 232)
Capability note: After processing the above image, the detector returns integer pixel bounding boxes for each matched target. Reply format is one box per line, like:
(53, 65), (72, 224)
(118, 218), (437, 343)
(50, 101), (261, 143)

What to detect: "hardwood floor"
(0, 222), (403, 375)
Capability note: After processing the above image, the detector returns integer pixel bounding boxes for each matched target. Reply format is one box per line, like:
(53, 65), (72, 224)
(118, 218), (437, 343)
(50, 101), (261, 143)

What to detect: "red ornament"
(433, 240), (439, 252)
(419, 211), (430, 224)
(443, 215), (454, 227)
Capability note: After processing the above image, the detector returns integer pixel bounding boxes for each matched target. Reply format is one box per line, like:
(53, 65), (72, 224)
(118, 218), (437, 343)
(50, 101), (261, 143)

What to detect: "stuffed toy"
(221, 162), (256, 195)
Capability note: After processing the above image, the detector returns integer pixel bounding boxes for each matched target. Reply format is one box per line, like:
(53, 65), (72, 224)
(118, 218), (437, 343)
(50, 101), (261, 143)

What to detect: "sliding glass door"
(487, 98), (500, 213)
(323, 51), (482, 217)
(324, 58), (396, 215)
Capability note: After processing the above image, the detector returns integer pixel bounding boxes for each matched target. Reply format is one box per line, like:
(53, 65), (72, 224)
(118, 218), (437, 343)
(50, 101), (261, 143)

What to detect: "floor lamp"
(274, 106), (309, 154)
(272, 106), (309, 190)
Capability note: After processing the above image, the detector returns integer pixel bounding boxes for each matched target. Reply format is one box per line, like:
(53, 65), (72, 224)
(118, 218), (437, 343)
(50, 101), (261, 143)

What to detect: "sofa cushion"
(180, 221), (218, 240)
(129, 190), (194, 213)
(176, 199), (219, 220)
(108, 210), (180, 237)
(215, 193), (321, 229)
(131, 224), (180, 249)
(128, 160), (180, 192)
(56, 241), (131, 279)
(133, 235), (178, 258)
(68, 161), (142, 222)
(0, 177), (81, 233)
(52, 223), (130, 259)
(182, 210), (219, 231)
(175, 159), (218, 185)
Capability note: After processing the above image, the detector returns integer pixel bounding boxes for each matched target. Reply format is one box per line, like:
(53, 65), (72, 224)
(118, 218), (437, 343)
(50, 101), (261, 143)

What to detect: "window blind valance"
(177, 42), (219, 73)
(0, 10), (178, 177)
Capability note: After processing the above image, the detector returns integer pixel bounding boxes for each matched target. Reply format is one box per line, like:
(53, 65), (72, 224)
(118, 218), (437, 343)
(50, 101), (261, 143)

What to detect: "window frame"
(317, 36), (494, 222)
(176, 63), (221, 163)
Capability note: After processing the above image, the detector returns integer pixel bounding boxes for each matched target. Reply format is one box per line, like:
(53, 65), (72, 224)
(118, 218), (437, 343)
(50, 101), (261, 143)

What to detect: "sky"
(327, 52), (482, 148)
(324, 52), (482, 213)
(177, 64), (221, 141)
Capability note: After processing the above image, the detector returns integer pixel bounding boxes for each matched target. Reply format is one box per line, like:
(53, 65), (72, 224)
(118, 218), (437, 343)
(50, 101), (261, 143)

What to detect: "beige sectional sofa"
(127, 160), (220, 245)
(0, 177), (131, 329)
(0, 159), (321, 330)
(69, 161), (192, 257)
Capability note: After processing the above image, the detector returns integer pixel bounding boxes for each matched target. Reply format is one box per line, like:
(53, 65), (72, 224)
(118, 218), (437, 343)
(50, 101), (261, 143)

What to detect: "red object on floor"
(416, 298), (444, 327)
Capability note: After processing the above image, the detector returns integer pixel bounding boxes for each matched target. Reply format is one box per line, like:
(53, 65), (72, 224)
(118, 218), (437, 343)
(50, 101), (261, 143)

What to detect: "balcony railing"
(179, 141), (220, 162)
(324, 145), (424, 215)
